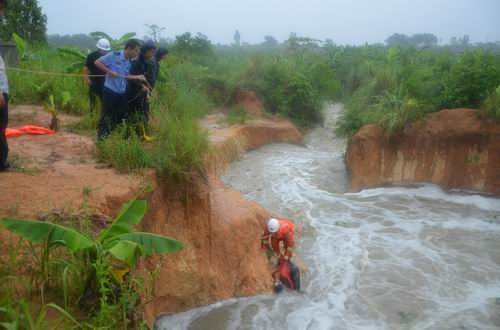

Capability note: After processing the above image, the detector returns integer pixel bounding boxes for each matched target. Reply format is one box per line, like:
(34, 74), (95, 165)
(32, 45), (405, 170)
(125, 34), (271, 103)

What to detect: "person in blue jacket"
(94, 39), (146, 140)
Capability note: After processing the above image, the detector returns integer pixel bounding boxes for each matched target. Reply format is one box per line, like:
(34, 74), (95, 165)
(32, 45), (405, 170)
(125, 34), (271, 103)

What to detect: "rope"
(6, 66), (106, 78)
(6, 65), (176, 128)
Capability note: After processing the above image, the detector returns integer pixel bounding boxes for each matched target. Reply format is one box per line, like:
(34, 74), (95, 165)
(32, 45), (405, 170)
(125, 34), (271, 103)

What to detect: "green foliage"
(0, 195), (183, 326)
(96, 126), (152, 173)
(334, 46), (500, 137)
(57, 46), (88, 73)
(481, 85), (500, 120)
(9, 47), (90, 114)
(226, 105), (248, 125)
(0, 197), (184, 268)
(0, 219), (93, 252)
(173, 32), (214, 57)
(442, 50), (500, 109)
(12, 32), (29, 60)
(0, 0), (47, 44)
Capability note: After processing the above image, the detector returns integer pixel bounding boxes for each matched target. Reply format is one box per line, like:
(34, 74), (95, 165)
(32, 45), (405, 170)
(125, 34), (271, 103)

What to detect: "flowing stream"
(157, 104), (500, 330)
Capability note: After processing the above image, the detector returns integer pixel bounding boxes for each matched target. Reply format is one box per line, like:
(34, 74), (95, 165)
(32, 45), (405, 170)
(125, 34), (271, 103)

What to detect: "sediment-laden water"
(158, 105), (500, 330)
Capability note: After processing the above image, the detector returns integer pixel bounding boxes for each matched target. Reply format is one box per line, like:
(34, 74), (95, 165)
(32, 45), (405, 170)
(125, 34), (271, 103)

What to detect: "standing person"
(127, 41), (157, 131)
(148, 47), (169, 91)
(0, 0), (10, 172)
(83, 38), (110, 112)
(94, 39), (145, 140)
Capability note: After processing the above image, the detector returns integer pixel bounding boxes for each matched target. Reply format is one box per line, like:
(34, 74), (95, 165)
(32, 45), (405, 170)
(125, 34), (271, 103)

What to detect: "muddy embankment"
(140, 115), (302, 324)
(346, 109), (500, 195)
(0, 102), (303, 326)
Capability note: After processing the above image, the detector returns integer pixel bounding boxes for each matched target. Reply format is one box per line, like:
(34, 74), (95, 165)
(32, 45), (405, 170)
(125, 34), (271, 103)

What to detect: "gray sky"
(38, 0), (500, 45)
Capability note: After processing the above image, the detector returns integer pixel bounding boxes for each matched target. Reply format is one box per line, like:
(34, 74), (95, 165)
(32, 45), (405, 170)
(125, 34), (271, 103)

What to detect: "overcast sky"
(38, 0), (500, 45)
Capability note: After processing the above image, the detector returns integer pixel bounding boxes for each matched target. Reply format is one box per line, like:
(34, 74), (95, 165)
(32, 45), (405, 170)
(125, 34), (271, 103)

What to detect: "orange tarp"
(6, 125), (56, 138)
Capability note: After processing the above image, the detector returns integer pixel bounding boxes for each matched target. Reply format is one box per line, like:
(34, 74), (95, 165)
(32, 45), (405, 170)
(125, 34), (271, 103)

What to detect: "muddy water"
(157, 105), (500, 330)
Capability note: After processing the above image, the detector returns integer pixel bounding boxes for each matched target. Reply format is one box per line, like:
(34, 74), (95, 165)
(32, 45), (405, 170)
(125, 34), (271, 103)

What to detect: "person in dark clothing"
(148, 47), (169, 90)
(0, 0), (10, 172)
(84, 38), (110, 112)
(127, 41), (157, 130)
(94, 39), (146, 140)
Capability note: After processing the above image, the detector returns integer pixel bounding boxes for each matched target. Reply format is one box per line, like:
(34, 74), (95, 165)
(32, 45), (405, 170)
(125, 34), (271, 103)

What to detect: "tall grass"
(333, 46), (500, 137)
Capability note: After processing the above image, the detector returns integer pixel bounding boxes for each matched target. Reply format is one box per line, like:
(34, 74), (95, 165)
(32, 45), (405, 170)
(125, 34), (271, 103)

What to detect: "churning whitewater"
(158, 105), (500, 330)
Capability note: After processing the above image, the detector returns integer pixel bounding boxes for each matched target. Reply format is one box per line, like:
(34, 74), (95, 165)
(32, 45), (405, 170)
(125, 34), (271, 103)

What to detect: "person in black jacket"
(84, 38), (110, 112)
(127, 41), (157, 132)
(148, 47), (169, 91)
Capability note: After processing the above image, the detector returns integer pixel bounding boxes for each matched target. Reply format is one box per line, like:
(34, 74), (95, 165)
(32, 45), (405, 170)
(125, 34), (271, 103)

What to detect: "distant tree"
(47, 34), (96, 49)
(262, 35), (279, 47)
(174, 32), (213, 56)
(385, 33), (411, 47)
(0, 0), (47, 44)
(234, 30), (241, 47)
(459, 34), (470, 47)
(145, 23), (166, 43)
(411, 33), (438, 48)
(285, 33), (321, 51)
(323, 38), (336, 48)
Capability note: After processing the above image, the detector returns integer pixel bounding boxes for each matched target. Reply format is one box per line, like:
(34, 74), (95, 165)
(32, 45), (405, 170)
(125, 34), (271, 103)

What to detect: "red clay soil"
(0, 105), (142, 219)
(230, 90), (264, 116)
(346, 109), (500, 195)
(0, 105), (303, 326)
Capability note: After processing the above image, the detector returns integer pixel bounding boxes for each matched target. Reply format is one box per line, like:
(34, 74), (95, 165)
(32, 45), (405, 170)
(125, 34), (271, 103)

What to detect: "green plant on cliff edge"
(0, 187), (184, 328)
(481, 85), (500, 121)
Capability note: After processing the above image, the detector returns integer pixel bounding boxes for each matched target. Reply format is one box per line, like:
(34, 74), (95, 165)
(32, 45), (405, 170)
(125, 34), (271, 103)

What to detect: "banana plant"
(57, 47), (88, 73)
(12, 32), (30, 61)
(90, 31), (137, 50)
(0, 194), (184, 271)
(43, 95), (58, 131)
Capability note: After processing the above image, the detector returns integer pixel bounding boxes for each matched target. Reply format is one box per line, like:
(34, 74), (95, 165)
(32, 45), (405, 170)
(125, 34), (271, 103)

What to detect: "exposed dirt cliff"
(0, 105), (303, 326)
(140, 115), (303, 324)
(346, 109), (500, 195)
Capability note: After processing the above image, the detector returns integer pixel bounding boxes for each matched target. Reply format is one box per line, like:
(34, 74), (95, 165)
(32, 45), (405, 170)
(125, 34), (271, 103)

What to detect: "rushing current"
(157, 104), (500, 330)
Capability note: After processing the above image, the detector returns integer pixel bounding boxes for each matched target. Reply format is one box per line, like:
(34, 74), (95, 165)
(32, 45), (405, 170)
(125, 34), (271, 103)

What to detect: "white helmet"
(96, 38), (111, 51)
(267, 218), (280, 233)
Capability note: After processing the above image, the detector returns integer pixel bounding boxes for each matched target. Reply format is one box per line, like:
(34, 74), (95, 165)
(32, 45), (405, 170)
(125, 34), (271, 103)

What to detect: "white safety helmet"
(96, 38), (111, 51)
(267, 218), (280, 233)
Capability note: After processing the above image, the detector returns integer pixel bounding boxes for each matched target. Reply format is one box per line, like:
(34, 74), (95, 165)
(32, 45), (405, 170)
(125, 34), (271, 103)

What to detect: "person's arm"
(283, 232), (294, 259)
(95, 58), (119, 78)
(0, 93), (4, 108)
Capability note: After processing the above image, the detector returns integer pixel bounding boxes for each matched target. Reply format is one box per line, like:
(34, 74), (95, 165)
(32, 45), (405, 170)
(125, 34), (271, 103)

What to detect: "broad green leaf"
(97, 199), (147, 243)
(61, 91), (72, 108)
(90, 31), (113, 41)
(64, 61), (84, 74)
(117, 32), (136, 44)
(0, 218), (93, 252)
(108, 240), (144, 267)
(57, 47), (86, 60)
(112, 232), (184, 255)
(12, 33), (28, 60)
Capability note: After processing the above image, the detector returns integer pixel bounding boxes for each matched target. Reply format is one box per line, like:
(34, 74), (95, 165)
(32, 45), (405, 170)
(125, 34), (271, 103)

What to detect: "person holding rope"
(0, 0), (10, 172)
(94, 38), (146, 140)
(127, 40), (156, 136)
(83, 38), (111, 113)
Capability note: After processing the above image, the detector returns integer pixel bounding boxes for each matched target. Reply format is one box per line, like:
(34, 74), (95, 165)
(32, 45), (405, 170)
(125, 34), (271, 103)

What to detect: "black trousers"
(89, 82), (104, 113)
(0, 93), (8, 170)
(97, 88), (127, 140)
(127, 94), (149, 128)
